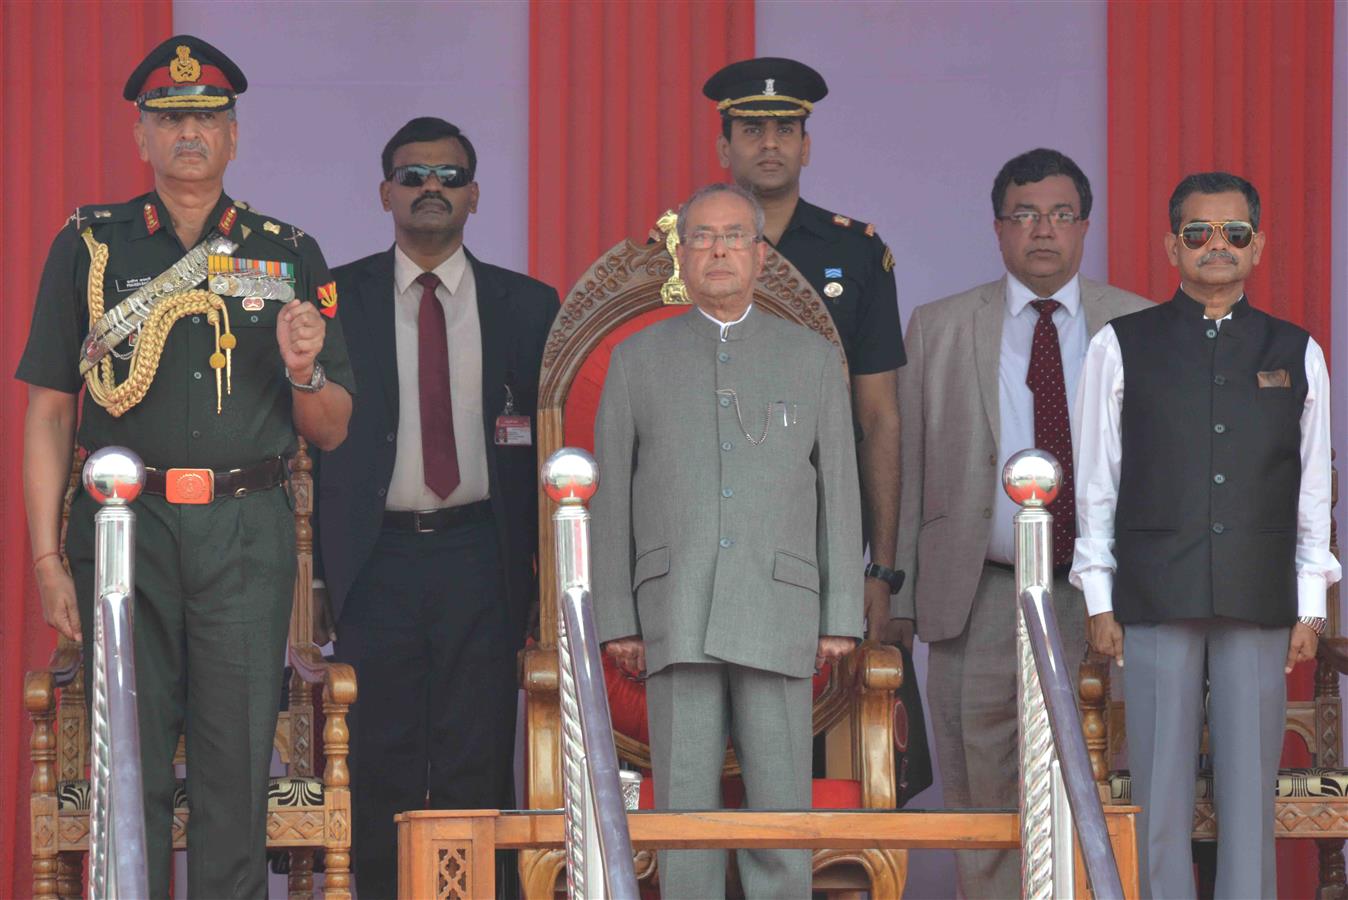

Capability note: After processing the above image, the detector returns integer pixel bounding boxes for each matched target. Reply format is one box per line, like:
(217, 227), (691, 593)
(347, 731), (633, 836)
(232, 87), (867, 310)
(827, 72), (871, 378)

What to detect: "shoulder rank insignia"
(143, 203), (161, 235)
(882, 246), (895, 273)
(864, 223), (876, 238)
(316, 281), (338, 318)
(233, 199), (251, 211)
(217, 206), (238, 235)
(67, 207), (88, 230)
(94, 210), (112, 218)
(263, 221), (281, 234)
(832, 214), (851, 228)
(283, 225), (305, 248)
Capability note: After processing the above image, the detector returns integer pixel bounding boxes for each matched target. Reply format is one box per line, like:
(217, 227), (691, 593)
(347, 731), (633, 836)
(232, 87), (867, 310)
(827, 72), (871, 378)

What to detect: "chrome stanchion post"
(84, 447), (148, 900)
(1003, 449), (1070, 898)
(542, 449), (639, 900)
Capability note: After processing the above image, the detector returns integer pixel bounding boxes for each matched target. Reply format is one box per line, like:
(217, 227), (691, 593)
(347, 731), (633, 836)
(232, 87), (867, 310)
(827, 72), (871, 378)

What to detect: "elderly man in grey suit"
(593, 181), (863, 899)
(893, 148), (1150, 898)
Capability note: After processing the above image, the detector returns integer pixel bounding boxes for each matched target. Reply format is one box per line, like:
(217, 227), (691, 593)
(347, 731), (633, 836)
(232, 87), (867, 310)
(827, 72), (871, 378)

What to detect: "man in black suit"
(315, 117), (559, 898)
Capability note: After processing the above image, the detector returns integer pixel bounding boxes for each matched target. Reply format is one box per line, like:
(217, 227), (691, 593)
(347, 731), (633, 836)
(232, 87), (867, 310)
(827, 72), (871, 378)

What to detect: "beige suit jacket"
(893, 276), (1151, 643)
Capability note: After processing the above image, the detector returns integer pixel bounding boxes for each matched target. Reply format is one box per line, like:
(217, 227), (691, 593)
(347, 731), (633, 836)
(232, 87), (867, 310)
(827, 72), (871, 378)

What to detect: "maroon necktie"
(415, 272), (460, 498)
(1026, 299), (1075, 566)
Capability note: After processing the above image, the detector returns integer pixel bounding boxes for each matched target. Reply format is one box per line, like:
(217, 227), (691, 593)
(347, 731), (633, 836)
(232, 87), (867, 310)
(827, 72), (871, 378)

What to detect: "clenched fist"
(276, 299), (325, 382)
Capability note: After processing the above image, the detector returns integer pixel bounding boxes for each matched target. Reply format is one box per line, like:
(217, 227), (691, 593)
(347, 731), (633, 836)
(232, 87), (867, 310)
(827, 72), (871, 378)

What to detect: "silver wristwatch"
(1298, 616), (1327, 636)
(287, 362), (326, 393)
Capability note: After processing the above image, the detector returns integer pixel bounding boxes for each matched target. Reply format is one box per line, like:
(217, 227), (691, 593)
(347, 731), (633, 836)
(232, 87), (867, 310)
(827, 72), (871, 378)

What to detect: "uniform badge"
(882, 246), (895, 272)
(217, 206), (237, 235)
(864, 223), (876, 238)
(824, 281), (843, 299)
(824, 267), (842, 279)
(169, 45), (202, 84)
(242, 297), (265, 312)
(143, 203), (161, 235)
(316, 281), (338, 318)
(283, 226), (305, 248)
(263, 221), (281, 235)
(832, 214), (851, 228)
(94, 210), (112, 218)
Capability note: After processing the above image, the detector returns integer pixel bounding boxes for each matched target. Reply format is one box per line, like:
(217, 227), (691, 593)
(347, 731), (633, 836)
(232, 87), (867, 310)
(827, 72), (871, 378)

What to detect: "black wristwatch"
(865, 563), (905, 595)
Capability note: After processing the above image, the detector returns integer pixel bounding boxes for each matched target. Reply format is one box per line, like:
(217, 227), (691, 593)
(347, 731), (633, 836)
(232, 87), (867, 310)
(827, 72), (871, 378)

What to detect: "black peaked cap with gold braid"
(702, 57), (828, 118)
(123, 35), (247, 111)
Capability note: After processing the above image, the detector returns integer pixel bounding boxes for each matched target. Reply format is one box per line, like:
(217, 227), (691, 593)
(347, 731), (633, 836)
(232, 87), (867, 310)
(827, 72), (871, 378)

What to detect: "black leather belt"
(383, 499), (493, 533)
(986, 559), (1071, 578)
(143, 456), (287, 503)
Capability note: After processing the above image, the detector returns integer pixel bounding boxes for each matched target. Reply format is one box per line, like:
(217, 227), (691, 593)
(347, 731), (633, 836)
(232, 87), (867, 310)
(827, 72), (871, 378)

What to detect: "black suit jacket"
(315, 246), (559, 642)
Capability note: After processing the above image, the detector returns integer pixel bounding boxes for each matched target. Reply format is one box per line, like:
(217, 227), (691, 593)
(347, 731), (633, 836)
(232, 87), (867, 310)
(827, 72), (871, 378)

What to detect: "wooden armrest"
(1318, 637), (1348, 675)
(289, 642), (356, 707)
(25, 639), (84, 717)
(848, 640), (901, 809)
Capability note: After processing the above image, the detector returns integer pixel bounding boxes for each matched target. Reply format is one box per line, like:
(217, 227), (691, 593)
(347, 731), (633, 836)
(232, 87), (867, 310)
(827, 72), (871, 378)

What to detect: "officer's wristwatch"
(1298, 616), (1327, 636)
(864, 563), (906, 595)
(287, 362), (326, 393)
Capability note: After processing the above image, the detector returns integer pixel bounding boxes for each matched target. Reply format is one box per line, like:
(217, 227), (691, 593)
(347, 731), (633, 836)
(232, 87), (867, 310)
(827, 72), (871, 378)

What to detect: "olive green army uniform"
(16, 191), (354, 898)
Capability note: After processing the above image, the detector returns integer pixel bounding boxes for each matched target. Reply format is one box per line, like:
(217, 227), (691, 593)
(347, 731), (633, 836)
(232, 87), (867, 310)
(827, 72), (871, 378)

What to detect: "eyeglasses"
(997, 209), (1082, 229)
(1177, 220), (1255, 250)
(685, 230), (759, 251)
(389, 164), (472, 189)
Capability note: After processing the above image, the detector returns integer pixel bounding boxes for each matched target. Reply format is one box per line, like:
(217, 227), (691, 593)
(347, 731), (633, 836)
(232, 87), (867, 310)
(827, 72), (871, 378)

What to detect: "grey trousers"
(926, 563), (1087, 900)
(646, 662), (813, 899)
(1124, 618), (1288, 899)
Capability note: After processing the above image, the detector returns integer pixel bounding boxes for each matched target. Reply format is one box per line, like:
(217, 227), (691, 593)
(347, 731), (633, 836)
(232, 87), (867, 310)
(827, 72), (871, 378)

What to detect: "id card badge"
(494, 385), (532, 446)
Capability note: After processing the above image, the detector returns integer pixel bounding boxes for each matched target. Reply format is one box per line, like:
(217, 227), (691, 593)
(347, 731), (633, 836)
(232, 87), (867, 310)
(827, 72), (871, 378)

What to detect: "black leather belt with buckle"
(382, 500), (493, 533)
(143, 456), (287, 504)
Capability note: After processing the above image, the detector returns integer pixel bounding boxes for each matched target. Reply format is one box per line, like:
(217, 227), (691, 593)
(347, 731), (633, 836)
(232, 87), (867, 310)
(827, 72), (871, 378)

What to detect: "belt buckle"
(413, 511), (436, 534)
(165, 468), (214, 504)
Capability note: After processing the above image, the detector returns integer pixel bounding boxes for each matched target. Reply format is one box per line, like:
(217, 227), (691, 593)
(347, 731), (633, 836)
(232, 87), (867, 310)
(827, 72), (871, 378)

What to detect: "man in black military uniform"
(703, 57), (908, 649)
(17, 35), (353, 898)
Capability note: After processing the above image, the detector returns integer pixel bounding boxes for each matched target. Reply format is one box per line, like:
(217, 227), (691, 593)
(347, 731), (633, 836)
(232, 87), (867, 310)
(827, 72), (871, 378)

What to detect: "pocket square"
(1257, 369), (1291, 388)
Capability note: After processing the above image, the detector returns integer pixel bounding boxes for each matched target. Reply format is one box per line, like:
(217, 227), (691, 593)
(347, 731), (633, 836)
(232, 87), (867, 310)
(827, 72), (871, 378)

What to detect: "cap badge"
(170, 45), (202, 84)
(763, 78), (776, 95)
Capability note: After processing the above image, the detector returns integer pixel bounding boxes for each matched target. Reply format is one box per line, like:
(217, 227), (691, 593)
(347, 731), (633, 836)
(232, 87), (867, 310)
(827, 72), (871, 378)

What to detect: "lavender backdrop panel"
(174, 0), (530, 275)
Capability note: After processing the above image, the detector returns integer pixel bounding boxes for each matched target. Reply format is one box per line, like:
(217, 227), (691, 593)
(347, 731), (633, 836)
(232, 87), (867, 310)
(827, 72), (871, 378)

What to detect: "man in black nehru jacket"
(1072, 171), (1341, 897)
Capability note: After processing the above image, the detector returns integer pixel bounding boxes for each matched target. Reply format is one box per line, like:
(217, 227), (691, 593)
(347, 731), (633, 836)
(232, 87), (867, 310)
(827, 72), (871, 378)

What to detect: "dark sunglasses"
(389, 164), (472, 189)
(1178, 220), (1255, 250)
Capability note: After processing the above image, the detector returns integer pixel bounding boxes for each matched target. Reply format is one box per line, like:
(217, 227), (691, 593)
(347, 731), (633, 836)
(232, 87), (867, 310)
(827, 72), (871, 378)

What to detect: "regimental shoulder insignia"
(864, 223), (876, 238)
(217, 206), (238, 235)
(882, 246), (895, 272)
(832, 214), (852, 228)
(143, 203), (161, 235)
(170, 45), (202, 84)
(316, 281), (338, 319)
(263, 221), (281, 234)
(68, 203), (133, 231)
(233, 199), (251, 211)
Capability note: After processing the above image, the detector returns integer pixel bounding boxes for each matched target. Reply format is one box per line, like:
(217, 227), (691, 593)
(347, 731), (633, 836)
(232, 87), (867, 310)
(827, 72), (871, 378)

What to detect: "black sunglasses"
(389, 164), (472, 189)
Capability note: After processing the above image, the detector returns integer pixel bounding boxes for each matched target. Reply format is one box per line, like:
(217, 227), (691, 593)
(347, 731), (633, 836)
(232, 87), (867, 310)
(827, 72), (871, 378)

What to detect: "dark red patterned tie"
(416, 272), (460, 499)
(1026, 299), (1075, 566)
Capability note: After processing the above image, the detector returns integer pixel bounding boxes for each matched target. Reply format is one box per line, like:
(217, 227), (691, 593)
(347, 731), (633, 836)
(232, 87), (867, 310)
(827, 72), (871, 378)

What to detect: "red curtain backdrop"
(1107, 2), (1335, 894)
(528, 0), (755, 448)
(0, 3), (171, 896)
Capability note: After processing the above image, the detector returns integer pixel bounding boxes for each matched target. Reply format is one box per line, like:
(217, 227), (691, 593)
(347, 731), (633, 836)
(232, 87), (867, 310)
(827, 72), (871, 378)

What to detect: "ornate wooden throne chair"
(518, 218), (909, 897)
(1079, 463), (1348, 896)
(26, 440), (356, 900)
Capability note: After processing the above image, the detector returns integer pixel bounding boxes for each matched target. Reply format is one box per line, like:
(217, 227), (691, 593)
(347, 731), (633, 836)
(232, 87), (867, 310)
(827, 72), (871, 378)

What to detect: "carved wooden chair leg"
(56, 851), (82, 900)
(1319, 838), (1348, 899)
(288, 848), (315, 899)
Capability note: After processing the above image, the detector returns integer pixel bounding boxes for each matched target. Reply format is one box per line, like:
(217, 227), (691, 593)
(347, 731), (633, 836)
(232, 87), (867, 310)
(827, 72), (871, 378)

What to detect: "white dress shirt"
(1070, 306), (1341, 617)
(387, 244), (489, 510)
(987, 273), (1089, 564)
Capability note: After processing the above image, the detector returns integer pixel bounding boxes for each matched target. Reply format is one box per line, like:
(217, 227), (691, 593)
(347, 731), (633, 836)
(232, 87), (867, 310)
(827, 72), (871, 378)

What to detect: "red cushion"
(604, 652), (834, 749)
(637, 776), (861, 810)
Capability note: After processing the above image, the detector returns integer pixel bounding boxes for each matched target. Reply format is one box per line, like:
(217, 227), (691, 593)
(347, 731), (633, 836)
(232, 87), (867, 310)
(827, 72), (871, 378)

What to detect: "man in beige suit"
(894, 148), (1150, 897)
(593, 182), (863, 899)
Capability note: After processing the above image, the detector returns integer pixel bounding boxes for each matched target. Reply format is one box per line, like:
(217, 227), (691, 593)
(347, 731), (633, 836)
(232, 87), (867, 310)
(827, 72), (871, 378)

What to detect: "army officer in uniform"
(703, 57), (907, 646)
(17, 35), (353, 898)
